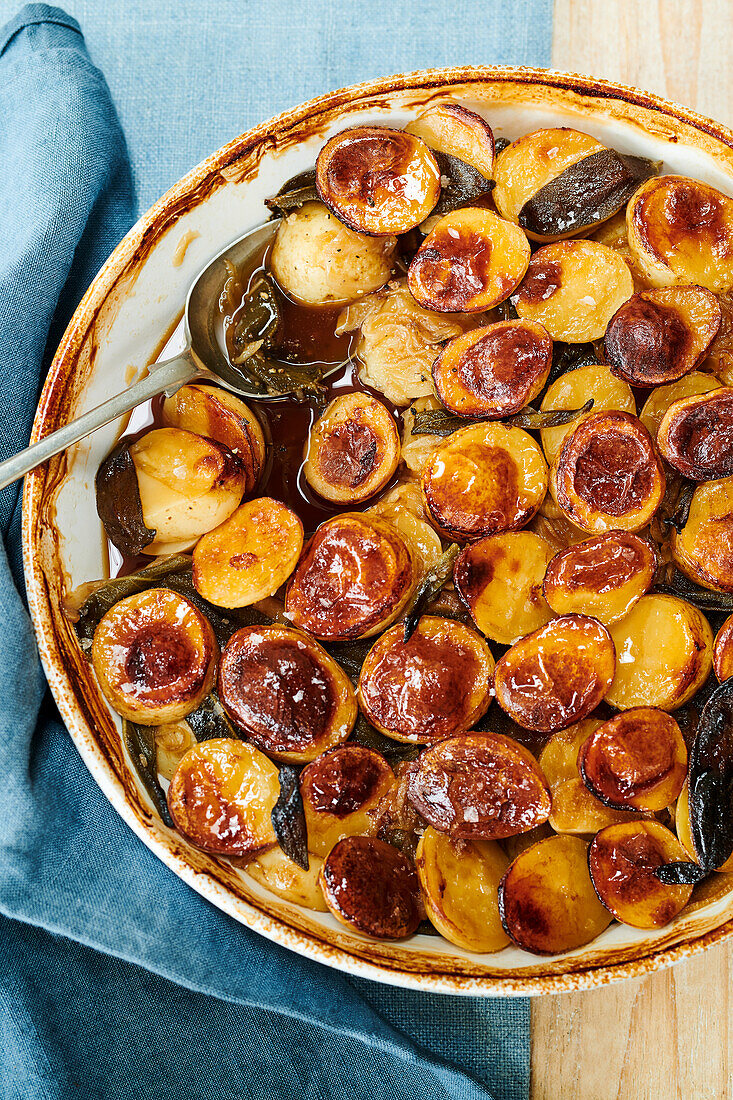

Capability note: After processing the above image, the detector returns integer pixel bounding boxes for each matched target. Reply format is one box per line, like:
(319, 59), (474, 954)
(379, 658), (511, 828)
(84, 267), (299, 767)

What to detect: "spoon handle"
(0, 354), (197, 492)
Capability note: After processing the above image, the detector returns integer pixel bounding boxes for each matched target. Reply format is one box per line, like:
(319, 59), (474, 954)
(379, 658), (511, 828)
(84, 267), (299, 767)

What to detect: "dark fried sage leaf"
(662, 482), (695, 535)
(72, 554), (193, 642)
(688, 677), (733, 871)
(123, 720), (174, 828)
(324, 636), (375, 685)
(349, 713), (422, 765)
(546, 340), (598, 389)
(403, 544), (460, 643)
(228, 274), (282, 364)
(265, 169), (317, 217)
(653, 861), (707, 885)
(493, 137), (510, 155)
(95, 441), (156, 557)
(432, 151), (494, 216)
(505, 398), (593, 430)
(409, 400), (593, 437)
(653, 571), (733, 613)
(186, 692), (238, 742)
(271, 765), (309, 870)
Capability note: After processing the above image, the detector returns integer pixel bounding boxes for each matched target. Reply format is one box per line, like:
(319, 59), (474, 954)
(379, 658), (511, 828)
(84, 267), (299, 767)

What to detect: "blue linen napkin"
(0, 5), (553, 1099)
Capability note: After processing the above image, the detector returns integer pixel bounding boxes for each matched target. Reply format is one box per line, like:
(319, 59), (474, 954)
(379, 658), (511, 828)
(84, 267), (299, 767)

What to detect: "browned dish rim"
(22, 65), (733, 996)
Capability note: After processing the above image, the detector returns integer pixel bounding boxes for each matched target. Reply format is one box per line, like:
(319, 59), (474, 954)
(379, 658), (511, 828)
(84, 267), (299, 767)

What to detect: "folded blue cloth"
(0, 5), (553, 1099)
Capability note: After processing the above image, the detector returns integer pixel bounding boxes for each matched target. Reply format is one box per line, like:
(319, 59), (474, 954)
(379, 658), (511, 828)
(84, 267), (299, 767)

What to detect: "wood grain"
(530, 5), (733, 1097)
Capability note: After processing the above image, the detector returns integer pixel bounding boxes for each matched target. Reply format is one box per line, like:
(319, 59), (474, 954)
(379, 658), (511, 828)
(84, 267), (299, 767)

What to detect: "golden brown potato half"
(640, 371), (722, 439)
(671, 475), (733, 591)
(578, 707), (687, 811)
(315, 126), (440, 236)
(714, 613), (733, 680)
(552, 412), (665, 534)
(604, 286), (721, 388)
(432, 320), (552, 418)
(167, 738), (279, 857)
(415, 827), (510, 953)
(675, 781), (733, 872)
(300, 744), (394, 858)
(548, 778), (643, 836)
(515, 240), (634, 343)
(408, 208), (530, 313)
(130, 427), (246, 554)
(246, 847), (328, 912)
(453, 530), (555, 644)
(303, 392), (399, 504)
(588, 821), (693, 929)
(540, 362), (635, 466)
(542, 531), (657, 626)
(605, 594), (713, 710)
(404, 103), (495, 179)
(358, 616), (494, 743)
(406, 732), (551, 839)
(92, 589), (218, 724)
(218, 625), (357, 763)
(192, 498), (303, 608)
(161, 385), (265, 493)
(319, 835), (422, 939)
(627, 175), (733, 291)
(422, 422), (548, 542)
(498, 835), (612, 955)
(494, 614), (616, 732)
(657, 387), (733, 480)
(285, 511), (414, 641)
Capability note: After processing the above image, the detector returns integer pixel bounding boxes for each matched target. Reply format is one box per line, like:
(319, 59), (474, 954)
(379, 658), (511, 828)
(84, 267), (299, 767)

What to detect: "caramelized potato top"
(713, 613), (733, 680)
(542, 531), (656, 626)
(404, 102), (495, 178)
(657, 387), (733, 480)
(358, 616), (494, 743)
(285, 512), (414, 640)
(303, 392), (399, 504)
(319, 835), (422, 939)
(540, 361), (635, 467)
(301, 744), (393, 818)
(671, 475), (733, 592)
(406, 732), (551, 839)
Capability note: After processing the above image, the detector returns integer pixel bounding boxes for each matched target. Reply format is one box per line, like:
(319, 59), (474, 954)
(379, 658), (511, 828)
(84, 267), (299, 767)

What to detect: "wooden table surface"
(531, 5), (733, 1097)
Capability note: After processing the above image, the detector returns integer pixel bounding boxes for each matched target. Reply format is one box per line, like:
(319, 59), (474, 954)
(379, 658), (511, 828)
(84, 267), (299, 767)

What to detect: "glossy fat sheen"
(303, 392), (400, 504)
(404, 102), (495, 178)
(627, 175), (733, 291)
(714, 613), (733, 680)
(218, 625), (357, 762)
(161, 385), (265, 494)
(167, 738), (279, 856)
(406, 732), (552, 839)
(606, 594), (713, 710)
(578, 707), (687, 811)
(422, 422), (548, 542)
(604, 286), (721, 388)
(130, 427), (246, 554)
(358, 616), (494, 743)
(315, 127), (440, 236)
(318, 835), (422, 939)
(543, 531), (656, 626)
(408, 207), (530, 313)
(494, 614), (616, 732)
(672, 475), (733, 591)
(192, 498), (303, 608)
(246, 847), (328, 912)
(515, 240), (634, 343)
(657, 387), (733, 480)
(498, 835), (612, 955)
(640, 370), (722, 438)
(432, 319), (552, 418)
(270, 201), (396, 304)
(285, 511), (414, 640)
(416, 828), (510, 953)
(675, 781), (733, 872)
(92, 588), (217, 724)
(552, 411), (665, 534)
(300, 744), (394, 858)
(454, 530), (555, 644)
(588, 822), (693, 929)
(540, 362), (635, 466)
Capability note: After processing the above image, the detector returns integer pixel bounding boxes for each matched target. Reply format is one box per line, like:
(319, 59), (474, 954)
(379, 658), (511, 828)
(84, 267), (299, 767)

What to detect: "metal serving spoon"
(0, 221), (281, 492)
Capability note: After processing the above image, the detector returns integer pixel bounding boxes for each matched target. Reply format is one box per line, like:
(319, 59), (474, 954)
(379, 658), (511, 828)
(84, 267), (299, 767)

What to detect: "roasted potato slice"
(192, 497), (303, 608)
(303, 392), (399, 504)
(714, 613), (733, 680)
(285, 511), (414, 641)
(494, 614), (616, 732)
(671, 475), (733, 591)
(604, 286), (721, 388)
(605, 594), (713, 710)
(453, 530), (555, 644)
(627, 175), (733, 291)
(515, 240), (634, 343)
(406, 732), (551, 839)
(675, 780), (733, 872)
(319, 835), (422, 939)
(588, 821), (693, 928)
(540, 362), (635, 466)
(548, 778), (642, 835)
(432, 319), (552, 418)
(640, 370), (722, 439)
(416, 827), (509, 953)
(543, 531), (656, 625)
(168, 738), (279, 857)
(422, 422), (548, 542)
(405, 102), (495, 179)
(498, 835), (612, 955)
(270, 201), (396, 304)
(218, 625), (357, 762)
(552, 411), (665, 534)
(300, 744), (394, 858)
(578, 707), (687, 811)
(538, 719), (602, 788)
(92, 589), (218, 724)
(365, 480), (443, 578)
(657, 387), (733, 480)
(246, 847), (328, 911)
(408, 207), (530, 313)
(315, 126), (440, 236)
(358, 616), (494, 743)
